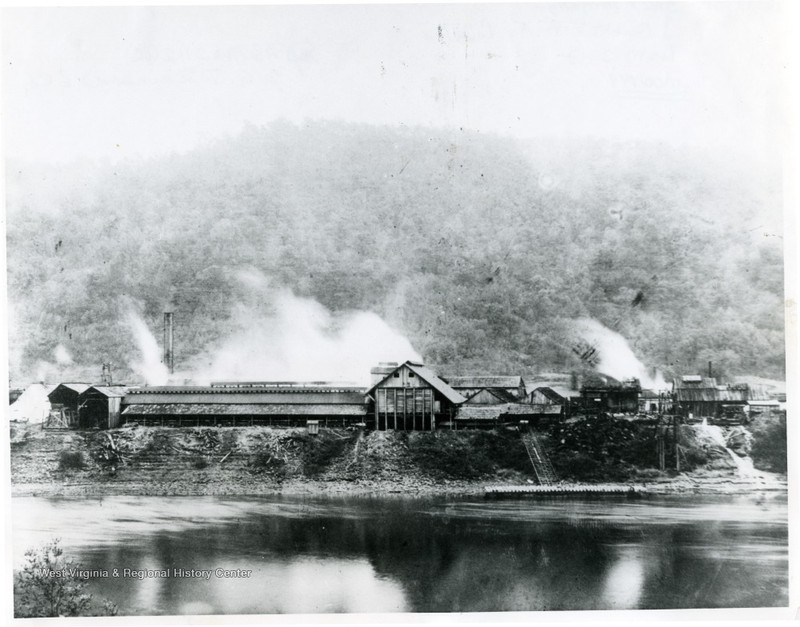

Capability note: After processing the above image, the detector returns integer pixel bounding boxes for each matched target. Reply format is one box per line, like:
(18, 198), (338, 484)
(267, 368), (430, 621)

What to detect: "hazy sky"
(1, 2), (792, 165)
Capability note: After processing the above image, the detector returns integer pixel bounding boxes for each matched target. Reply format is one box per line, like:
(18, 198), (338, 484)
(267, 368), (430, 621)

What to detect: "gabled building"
(78, 386), (131, 429)
(527, 386), (569, 419)
(462, 387), (519, 405)
(366, 361), (465, 431)
(442, 375), (527, 401)
(672, 376), (752, 420)
(580, 374), (641, 414)
(46, 383), (91, 428)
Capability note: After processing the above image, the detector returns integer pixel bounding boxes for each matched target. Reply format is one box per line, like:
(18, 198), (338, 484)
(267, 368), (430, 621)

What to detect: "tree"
(14, 539), (118, 618)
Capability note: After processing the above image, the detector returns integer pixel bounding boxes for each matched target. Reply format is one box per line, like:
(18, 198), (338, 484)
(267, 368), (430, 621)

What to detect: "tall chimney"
(708, 360), (712, 379)
(164, 312), (174, 374)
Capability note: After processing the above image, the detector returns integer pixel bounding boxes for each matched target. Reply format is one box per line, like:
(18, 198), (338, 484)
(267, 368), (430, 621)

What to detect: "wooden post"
(393, 389), (398, 431)
(411, 389), (416, 431)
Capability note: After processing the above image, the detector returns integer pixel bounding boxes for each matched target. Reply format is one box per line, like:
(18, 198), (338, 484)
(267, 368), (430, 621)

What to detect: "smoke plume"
(574, 318), (667, 390)
(124, 309), (169, 385)
(53, 344), (73, 365)
(190, 272), (421, 385)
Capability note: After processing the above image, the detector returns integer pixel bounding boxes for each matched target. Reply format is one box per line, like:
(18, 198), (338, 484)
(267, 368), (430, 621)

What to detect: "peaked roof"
(367, 361), (466, 405)
(673, 376), (717, 389)
(530, 387), (567, 403)
(81, 385), (130, 398)
(444, 375), (523, 389)
(464, 387), (519, 404)
(49, 383), (91, 396)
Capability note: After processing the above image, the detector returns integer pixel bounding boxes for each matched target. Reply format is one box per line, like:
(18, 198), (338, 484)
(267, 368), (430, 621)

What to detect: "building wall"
(373, 364), (437, 431)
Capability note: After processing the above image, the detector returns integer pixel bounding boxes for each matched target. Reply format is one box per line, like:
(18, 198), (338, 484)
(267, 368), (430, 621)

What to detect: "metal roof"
(128, 385), (366, 395)
(122, 403), (367, 416)
(124, 389), (366, 405)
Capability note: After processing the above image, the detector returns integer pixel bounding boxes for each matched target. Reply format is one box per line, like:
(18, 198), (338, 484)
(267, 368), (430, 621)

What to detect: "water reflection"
(603, 548), (644, 609)
(11, 494), (788, 615)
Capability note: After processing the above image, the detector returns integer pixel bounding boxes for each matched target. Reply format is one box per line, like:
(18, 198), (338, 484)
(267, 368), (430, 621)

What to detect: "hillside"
(5, 121), (785, 384)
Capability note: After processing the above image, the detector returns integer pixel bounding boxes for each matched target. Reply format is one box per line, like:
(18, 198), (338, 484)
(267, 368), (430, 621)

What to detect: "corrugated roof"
(366, 362), (466, 405)
(124, 390), (366, 405)
(444, 375), (522, 389)
(674, 388), (719, 402)
(122, 403), (367, 416)
(128, 385), (366, 395)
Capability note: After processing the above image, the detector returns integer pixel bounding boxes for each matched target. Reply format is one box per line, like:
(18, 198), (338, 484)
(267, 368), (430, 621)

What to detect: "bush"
(547, 416), (661, 479)
(193, 457), (209, 470)
(248, 450), (287, 477)
(410, 432), (485, 478)
(58, 450), (85, 472)
(298, 431), (354, 477)
(549, 450), (601, 480)
(14, 539), (118, 618)
(749, 414), (787, 473)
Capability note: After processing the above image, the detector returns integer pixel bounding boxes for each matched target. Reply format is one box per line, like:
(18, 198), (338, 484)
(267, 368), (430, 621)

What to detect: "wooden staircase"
(520, 431), (558, 485)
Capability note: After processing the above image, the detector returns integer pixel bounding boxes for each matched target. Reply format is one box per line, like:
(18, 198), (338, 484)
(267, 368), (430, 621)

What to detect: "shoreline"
(10, 472), (788, 499)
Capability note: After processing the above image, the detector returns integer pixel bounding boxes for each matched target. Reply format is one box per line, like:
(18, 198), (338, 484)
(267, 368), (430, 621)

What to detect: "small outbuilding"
(78, 386), (130, 429)
(46, 383), (91, 428)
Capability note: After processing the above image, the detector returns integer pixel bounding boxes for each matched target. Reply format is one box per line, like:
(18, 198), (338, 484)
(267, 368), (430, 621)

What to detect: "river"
(10, 493), (788, 615)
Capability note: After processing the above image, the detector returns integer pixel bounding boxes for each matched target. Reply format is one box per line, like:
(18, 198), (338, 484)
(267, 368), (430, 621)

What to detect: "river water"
(11, 493), (788, 615)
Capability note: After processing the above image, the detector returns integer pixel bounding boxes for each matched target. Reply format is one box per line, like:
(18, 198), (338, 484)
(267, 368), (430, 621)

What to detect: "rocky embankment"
(8, 420), (787, 498)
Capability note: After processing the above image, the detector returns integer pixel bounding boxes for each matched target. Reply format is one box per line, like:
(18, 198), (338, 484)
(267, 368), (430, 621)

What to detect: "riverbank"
(10, 472), (788, 498)
(9, 422), (787, 498)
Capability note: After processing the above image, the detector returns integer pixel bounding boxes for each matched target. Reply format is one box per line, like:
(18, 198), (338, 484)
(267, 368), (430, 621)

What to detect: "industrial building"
(37, 358), (778, 431)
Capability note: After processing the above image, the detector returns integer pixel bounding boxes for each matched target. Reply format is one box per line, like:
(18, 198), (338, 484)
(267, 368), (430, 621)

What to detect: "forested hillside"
(5, 121), (785, 385)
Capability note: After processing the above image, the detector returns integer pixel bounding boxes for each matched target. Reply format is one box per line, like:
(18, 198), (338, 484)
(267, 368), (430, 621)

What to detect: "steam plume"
(53, 344), (73, 365)
(191, 273), (421, 385)
(574, 318), (667, 390)
(124, 310), (169, 385)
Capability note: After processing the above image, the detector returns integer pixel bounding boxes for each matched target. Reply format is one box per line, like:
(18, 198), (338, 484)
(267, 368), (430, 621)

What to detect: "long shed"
(121, 385), (368, 427)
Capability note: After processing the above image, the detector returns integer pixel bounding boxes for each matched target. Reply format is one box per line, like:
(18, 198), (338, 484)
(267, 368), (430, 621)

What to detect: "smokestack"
(164, 312), (174, 375)
(708, 360), (712, 379)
